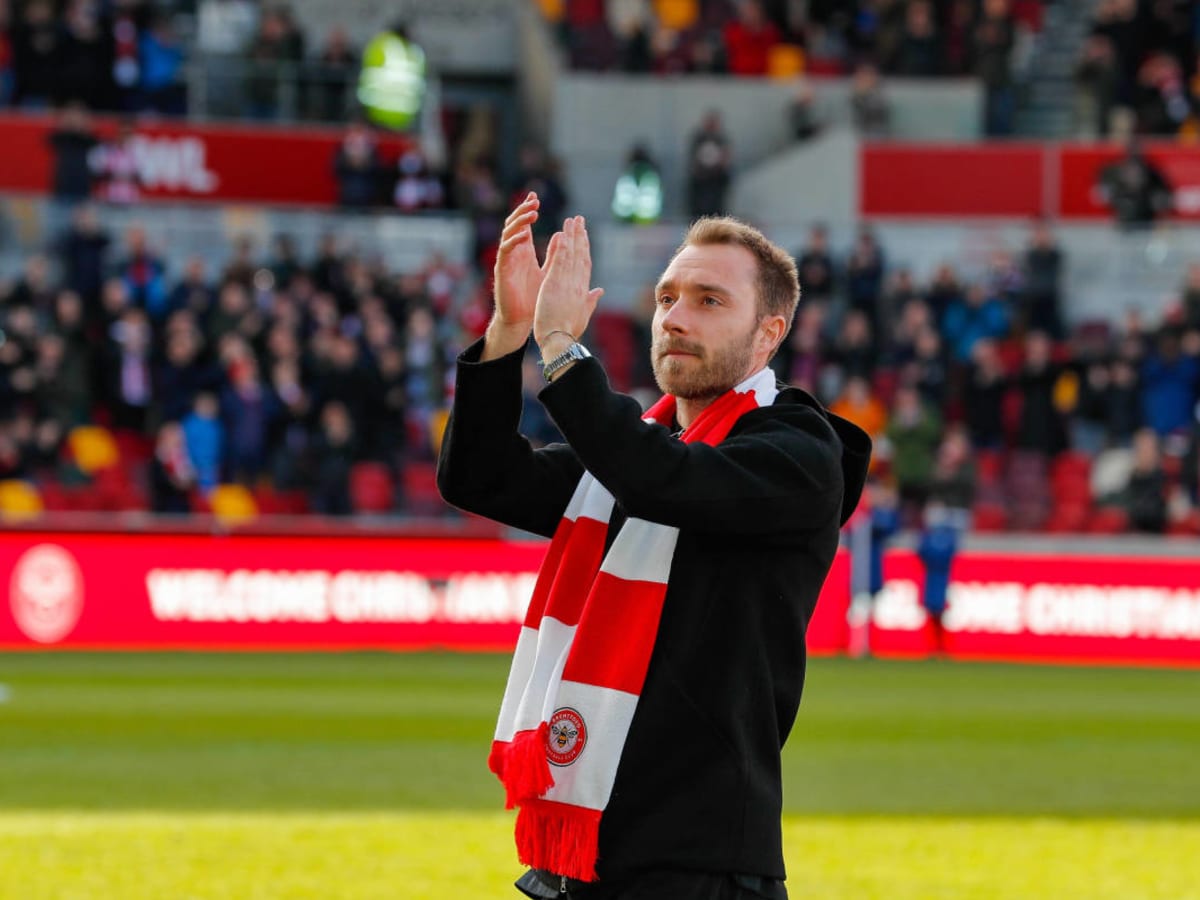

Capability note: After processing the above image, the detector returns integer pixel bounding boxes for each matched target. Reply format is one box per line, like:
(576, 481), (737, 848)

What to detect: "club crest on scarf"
(546, 708), (587, 766)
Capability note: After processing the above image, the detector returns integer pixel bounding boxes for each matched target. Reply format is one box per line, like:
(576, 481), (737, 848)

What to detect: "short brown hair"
(677, 216), (801, 326)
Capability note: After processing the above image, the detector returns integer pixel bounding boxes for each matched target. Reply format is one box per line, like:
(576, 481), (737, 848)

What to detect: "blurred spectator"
(612, 143), (663, 224)
(510, 144), (568, 243)
(309, 400), (357, 515)
(893, 0), (941, 77)
(1133, 50), (1190, 136)
(103, 306), (153, 430)
(849, 62), (890, 137)
(150, 421), (196, 513)
(686, 110), (732, 219)
(845, 225), (885, 323)
(917, 503), (958, 655)
(392, 149), (446, 213)
(116, 225), (168, 318)
(828, 309), (876, 382)
(794, 223), (836, 309)
(963, 339), (1009, 450)
(59, 0), (113, 111)
(519, 354), (562, 447)
(1097, 139), (1173, 228)
(1125, 427), (1167, 532)
(1107, 355), (1142, 446)
(109, 0), (148, 111)
(306, 26), (357, 122)
(943, 284), (1010, 363)
(7, 253), (55, 310)
(829, 374), (887, 444)
(156, 320), (220, 423)
(182, 391), (223, 492)
(221, 352), (277, 483)
(33, 332), (90, 428)
(1072, 357), (1113, 454)
(1075, 34), (1119, 138)
(334, 122), (383, 208)
(139, 12), (186, 116)
(1181, 263), (1200, 331)
(1016, 331), (1068, 457)
(1021, 221), (1064, 339)
(59, 204), (110, 308)
(1140, 330), (1200, 437)
(788, 79), (822, 142)
(12, 0), (60, 108)
(91, 121), (142, 205)
(169, 257), (217, 323)
(887, 384), (942, 511)
(245, 6), (305, 120)
(722, 0), (780, 77)
(973, 0), (1017, 136)
(47, 102), (99, 203)
(357, 20), (426, 132)
(927, 424), (976, 513)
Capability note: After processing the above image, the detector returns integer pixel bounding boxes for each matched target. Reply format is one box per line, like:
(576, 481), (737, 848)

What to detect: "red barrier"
(0, 532), (849, 653)
(0, 112), (412, 206)
(861, 141), (1200, 221)
(871, 549), (1200, 666)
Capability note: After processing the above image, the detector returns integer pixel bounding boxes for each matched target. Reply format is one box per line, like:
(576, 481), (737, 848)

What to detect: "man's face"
(651, 243), (768, 401)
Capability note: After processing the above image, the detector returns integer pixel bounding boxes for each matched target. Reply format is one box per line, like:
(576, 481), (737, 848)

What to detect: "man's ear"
(758, 314), (788, 357)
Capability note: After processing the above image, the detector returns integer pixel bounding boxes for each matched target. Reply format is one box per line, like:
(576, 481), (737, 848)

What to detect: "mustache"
(655, 339), (704, 357)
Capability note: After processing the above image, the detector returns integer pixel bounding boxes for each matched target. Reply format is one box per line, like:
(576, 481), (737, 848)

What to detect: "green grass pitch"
(0, 652), (1197, 898)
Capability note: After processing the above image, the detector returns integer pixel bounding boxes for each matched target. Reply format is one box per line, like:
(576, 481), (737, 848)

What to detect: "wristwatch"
(542, 341), (591, 381)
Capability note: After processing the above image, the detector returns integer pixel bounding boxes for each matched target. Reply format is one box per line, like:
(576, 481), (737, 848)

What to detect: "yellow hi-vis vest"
(358, 32), (427, 131)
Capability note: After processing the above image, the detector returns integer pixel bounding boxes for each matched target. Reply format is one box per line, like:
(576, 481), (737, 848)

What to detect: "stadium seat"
(0, 480), (44, 521)
(766, 44), (806, 79)
(402, 462), (444, 516)
(654, 0), (698, 30)
(350, 462), (395, 514)
(971, 502), (1007, 532)
(1087, 506), (1130, 534)
(209, 484), (259, 523)
(67, 426), (120, 474)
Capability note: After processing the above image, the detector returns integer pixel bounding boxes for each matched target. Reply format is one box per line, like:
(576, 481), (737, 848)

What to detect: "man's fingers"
(503, 196), (539, 229)
(542, 232), (563, 270)
(587, 287), (605, 305)
(500, 210), (537, 241)
(497, 231), (529, 256)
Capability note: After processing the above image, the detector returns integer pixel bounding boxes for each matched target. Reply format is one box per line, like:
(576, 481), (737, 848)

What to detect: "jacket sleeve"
(538, 356), (844, 535)
(435, 339), (583, 538)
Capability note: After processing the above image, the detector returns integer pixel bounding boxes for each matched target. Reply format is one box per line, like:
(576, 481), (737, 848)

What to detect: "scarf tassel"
(515, 799), (602, 882)
(494, 723), (554, 809)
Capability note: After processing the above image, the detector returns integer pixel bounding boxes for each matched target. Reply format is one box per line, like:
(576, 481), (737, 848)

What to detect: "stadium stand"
(2, 0), (1200, 539)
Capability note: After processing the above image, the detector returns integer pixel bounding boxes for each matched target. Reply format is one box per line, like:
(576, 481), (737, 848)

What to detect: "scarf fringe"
(496, 723), (554, 809)
(515, 800), (602, 882)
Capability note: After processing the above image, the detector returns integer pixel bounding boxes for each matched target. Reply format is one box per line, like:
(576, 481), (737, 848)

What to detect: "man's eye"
(658, 295), (674, 306)
(703, 296), (720, 306)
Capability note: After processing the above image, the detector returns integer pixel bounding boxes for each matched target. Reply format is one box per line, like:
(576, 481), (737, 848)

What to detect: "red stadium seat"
(972, 503), (1008, 532)
(402, 462), (444, 516)
(350, 462), (395, 514)
(1087, 506), (1130, 534)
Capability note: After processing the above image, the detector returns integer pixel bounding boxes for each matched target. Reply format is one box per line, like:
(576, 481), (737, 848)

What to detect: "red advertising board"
(860, 143), (1046, 218)
(0, 112), (412, 206)
(870, 549), (1200, 666)
(861, 141), (1200, 221)
(0, 532), (851, 653)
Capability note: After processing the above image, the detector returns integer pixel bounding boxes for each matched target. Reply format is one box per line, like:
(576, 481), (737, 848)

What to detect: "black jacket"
(437, 339), (870, 884)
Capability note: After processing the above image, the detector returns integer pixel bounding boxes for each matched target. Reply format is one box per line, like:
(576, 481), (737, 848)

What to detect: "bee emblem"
(545, 708), (587, 766)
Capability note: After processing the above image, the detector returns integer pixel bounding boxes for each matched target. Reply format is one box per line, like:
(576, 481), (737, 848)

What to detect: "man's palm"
(496, 233), (543, 326)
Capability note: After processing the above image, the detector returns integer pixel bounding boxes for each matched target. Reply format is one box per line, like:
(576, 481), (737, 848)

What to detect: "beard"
(651, 324), (758, 401)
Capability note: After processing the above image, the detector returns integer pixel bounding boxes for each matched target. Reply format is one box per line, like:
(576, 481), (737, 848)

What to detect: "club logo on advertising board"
(546, 707), (587, 767)
(10, 544), (85, 644)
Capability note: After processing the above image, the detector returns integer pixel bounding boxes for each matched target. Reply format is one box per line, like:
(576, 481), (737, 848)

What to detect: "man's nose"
(660, 303), (688, 333)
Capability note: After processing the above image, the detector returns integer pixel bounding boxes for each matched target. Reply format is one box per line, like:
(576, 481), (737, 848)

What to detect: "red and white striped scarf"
(489, 367), (779, 882)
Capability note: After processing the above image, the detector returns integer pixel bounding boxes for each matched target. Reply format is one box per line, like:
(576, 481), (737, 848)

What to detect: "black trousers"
(515, 868), (787, 900)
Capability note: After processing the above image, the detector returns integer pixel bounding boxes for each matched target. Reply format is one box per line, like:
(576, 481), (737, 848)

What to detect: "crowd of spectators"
(547, 0), (1038, 135)
(1074, 0), (1200, 139)
(7, 204), (1200, 533)
(0, 207), (482, 517)
(0, 0), (360, 122)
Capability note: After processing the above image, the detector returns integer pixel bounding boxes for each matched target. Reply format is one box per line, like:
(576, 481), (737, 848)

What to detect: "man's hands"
(534, 215), (604, 367)
(483, 196), (605, 371)
(482, 193), (546, 361)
